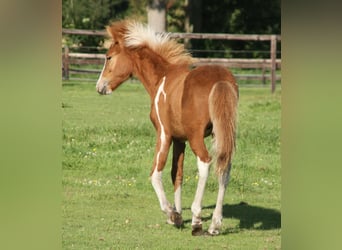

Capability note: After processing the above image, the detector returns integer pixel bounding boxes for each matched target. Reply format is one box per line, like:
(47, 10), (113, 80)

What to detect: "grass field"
(62, 81), (281, 249)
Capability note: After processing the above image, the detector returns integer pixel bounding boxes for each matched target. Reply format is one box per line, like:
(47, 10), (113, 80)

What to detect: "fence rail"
(62, 28), (281, 41)
(62, 29), (281, 92)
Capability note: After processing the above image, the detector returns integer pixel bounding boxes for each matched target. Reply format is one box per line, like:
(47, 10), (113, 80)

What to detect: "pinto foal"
(96, 20), (238, 235)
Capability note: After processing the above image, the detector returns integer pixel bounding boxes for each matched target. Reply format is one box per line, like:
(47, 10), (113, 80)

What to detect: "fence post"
(270, 35), (277, 93)
(63, 46), (69, 80)
(262, 66), (266, 85)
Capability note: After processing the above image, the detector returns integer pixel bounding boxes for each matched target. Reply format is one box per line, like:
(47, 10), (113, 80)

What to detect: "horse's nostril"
(100, 84), (108, 95)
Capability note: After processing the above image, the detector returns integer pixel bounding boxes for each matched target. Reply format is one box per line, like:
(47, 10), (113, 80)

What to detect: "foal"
(96, 20), (238, 235)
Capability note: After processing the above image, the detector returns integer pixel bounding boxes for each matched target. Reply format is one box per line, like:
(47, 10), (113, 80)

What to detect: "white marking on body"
(154, 76), (167, 168)
(150, 76), (171, 214)
(191, 157), (210, 224)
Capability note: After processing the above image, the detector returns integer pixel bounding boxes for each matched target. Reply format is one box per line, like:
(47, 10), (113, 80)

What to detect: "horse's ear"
(105, 26), (114, 39)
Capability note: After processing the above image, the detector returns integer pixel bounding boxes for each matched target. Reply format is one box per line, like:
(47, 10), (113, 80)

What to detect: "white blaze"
(96, 58), (107, 90)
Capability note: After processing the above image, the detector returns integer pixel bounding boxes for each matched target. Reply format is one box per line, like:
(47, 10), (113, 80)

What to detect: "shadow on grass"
(184, 202), (280, 233)
(62, 82), (89, 87)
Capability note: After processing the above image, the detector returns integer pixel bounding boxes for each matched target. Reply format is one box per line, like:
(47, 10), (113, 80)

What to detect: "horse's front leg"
(170, 139), (186, 227)
(150, 132), (174, 223)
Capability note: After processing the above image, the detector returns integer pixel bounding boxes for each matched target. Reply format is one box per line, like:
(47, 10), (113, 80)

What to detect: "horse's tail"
(208, 81), (238, 175)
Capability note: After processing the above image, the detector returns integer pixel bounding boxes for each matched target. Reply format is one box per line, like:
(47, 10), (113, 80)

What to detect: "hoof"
(167, 211), (183, 228)
(207, 229), (220, 236)
(171, 212), (183, 228)
(191, 224), (204, 236)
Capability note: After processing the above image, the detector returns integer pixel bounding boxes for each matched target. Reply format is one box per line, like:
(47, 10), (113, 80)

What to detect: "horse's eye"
(106, 56), (112, 60)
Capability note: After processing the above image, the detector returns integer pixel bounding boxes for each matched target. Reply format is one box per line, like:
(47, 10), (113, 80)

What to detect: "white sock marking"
(151, 167), (168, 211)
(174, 186), (182, 213)
(197, 156), (210, 179)
(209, 169), (231, 234)
(191, 157), (210, 219)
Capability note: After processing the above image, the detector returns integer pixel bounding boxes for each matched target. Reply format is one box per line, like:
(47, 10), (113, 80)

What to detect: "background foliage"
(62, 0), (280, 57)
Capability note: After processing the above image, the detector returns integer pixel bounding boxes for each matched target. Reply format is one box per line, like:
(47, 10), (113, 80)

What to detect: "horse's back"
(182, 65), (237, 110)
(186, 65), (236, 87)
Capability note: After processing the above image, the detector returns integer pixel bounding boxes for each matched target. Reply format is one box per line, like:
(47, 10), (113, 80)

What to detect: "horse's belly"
(170, 116), (187, 140)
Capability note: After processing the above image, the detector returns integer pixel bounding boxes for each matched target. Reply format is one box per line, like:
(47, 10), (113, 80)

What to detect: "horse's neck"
(131, 49), (168, 98)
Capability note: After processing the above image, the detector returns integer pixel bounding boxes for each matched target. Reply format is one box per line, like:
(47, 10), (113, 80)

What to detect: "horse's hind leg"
(188, 136), (212, 236)
(208, 164), (231, 235)
(170, 139), (186, 227)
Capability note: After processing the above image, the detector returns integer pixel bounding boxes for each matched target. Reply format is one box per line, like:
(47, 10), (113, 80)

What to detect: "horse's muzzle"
(96, 81), (112, 95)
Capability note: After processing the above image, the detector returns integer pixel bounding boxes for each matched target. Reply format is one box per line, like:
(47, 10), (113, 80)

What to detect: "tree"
(62, 0), (280, 57)
(185, 0), (202, 33)
(147, 0), (167, 32)
(62, 0), (130, 48)
(190, 0), (281, 58)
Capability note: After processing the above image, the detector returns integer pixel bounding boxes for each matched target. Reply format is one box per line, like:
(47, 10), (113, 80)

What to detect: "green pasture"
(62, 81), (281, 249)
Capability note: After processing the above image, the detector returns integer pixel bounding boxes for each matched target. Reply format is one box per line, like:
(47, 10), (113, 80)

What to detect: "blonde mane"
(106, 20), (194, 65)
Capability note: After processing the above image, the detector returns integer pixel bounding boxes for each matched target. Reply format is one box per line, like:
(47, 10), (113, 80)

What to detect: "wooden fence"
(62, 29), (281, 92)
